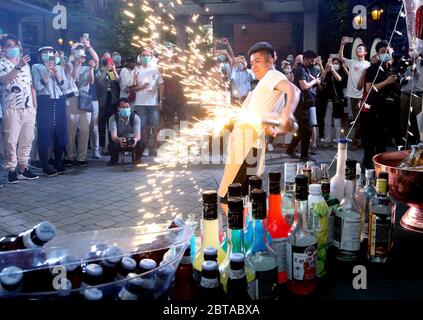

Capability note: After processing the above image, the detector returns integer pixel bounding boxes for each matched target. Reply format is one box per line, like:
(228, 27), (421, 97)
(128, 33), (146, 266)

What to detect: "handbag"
(78, 90), (94, 112)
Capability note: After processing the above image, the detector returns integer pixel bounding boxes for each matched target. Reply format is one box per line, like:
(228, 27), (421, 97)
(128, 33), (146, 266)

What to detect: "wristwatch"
(15, 65), (22, 71)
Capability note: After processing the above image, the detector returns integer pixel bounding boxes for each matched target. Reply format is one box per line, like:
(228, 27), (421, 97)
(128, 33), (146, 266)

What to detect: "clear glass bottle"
(186, 213), (197, 262)
(357, 169), (376, 240)
(321, 181), (340, 248)
(282, 163), (297, 226)
(246, 190), (278, 301)
(334, 160), (362, 262)
(268, 171), (289, 284)
(330, 139), (348, 202)
(368, 175), (393, 263)
(308, 184), (329, 278)
(320, 163), (330, 184)
(287, 175), (317, 295)
(221, 183), (244, 253)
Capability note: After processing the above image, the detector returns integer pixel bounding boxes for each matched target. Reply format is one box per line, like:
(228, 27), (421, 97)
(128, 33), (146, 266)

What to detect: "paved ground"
(0, 143), (364, 237)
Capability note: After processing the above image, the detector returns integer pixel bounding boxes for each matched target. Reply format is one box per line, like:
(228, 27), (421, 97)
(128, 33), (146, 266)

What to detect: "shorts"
(135, 105), (160, 129)
(309, 106), (318, 126)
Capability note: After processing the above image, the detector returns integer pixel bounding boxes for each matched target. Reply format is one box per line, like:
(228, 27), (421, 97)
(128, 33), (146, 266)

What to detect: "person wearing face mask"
(31, 45), (69, 176)
(132, 48), (164, 157)
(339, 38), (371, 150)
(112, 52), (123, 75)
(229, 55), (254, 105)
(318, 57), (347, 146)
(63, 38), (99, 167)
(119, 56), (137, 100)
(108, 98), (142, 166)
(286, 50), (321, 162)
(361, 41), (398, 169)
(281, 62), (293, 82)
(0, 34), (39, 184)
(95, 51), (120, 157)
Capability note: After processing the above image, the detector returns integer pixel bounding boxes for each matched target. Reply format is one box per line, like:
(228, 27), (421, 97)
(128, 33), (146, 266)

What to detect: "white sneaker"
(320, 138), (328, 143)
(93, 149), (101, 159)
(267, 144), (274, 152)
(142, 148), (149, 157)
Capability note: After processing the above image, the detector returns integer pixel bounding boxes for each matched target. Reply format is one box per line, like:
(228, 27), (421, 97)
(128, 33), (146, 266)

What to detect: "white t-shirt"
(344, 58), (370, 99)
(134, 65), (164, 106)
(119, 67), (135, 98)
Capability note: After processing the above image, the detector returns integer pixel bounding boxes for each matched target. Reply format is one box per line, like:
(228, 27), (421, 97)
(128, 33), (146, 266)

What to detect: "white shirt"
(134, 65), (164, 106)
(344, 58), (370, 99)
(229, 67), (254, 98)
(0, 58), (33, 109)
(119, 67), (135, 98)
(32, 64), (68, 99)
(64, 64), (91, 96)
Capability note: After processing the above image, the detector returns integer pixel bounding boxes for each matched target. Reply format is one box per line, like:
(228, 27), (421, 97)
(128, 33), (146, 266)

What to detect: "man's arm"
(299, 79), (318, 91)
(0, 56), (30, 85)
(273, 79), (301, 133)
(339, 36), (349, 64)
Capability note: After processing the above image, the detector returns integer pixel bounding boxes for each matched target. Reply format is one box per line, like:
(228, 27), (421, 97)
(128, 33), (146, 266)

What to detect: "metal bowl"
(373, 151), (423, 233)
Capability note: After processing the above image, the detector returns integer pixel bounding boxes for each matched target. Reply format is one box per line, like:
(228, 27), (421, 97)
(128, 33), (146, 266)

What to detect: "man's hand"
(118, 137), (127, 148)
(341, 36), (350, 45)
(88, 60), (96, 69)
(386, 75), (398, 85)
(221, 38), (229, 45)
(80, 37), (91, 49)
(18, 55), (31, 69)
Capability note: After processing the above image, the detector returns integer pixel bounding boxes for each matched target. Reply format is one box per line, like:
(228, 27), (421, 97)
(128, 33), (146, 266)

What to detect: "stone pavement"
(0, 143), (364, 237)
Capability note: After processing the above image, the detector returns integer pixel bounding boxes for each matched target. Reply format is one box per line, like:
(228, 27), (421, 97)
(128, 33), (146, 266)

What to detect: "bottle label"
(272, 238), (287, 273)
(229, 269), (246, 280)
(248, 267), (278, 300)
(200, 277), (219, 289)
(334, 215), (361, 251)
(287, 243), (317, 281)
(369, 213), (392, 258)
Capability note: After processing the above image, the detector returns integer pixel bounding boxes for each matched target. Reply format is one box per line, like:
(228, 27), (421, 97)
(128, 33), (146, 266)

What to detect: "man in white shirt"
(0, 34), (38, 184)
(339, 37), (370, 149)
(132, 48), (164, 157)
(218, 42), (300, 213)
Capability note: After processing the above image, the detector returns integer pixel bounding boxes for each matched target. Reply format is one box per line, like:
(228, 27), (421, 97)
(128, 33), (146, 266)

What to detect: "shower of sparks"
(124, 0), (267, 227)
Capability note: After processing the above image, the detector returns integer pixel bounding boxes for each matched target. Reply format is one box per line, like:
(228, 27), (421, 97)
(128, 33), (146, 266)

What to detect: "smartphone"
(107, 57), (113, 65)
(346, 37), (354, 43)
(83, 33), (89, 40)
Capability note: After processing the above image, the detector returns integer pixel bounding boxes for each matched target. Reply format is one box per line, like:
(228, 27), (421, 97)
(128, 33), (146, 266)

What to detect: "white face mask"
(332, 64), (340, 71)
(74, 49), (86, 59)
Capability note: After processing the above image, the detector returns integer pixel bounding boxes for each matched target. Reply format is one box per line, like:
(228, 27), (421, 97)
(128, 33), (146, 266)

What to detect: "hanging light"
(354, 15), (364, 27)
(371, 6), (384, 21)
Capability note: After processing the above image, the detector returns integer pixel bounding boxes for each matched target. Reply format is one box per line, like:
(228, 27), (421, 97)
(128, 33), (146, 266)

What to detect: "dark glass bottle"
(198, 260), (226, 302)
(227, 253), (251, 301)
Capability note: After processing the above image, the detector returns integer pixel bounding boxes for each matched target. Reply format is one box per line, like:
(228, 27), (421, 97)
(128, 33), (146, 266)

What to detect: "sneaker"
(320, 138), (328, 143)
(286, 150), (299, 159)
(142, 148), (149, 157)
(64, 159), (74, 167)
(56, 167), (66, 174)
(7, 170), (19, 184)
(43, 168), (58, 177)
(93, 149), (102, 159)
(18, 168), (39, 180)
(310, 146), (317, 155)
(78, 161), (88, 167)
(101, 147), (109, 155)
(267, 143), (274, 152)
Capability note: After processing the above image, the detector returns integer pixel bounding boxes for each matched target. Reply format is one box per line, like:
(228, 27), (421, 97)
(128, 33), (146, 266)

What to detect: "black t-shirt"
(294, 64), (316, 107)
(365, 63), (389, 109)
(323, 70), (347, 99)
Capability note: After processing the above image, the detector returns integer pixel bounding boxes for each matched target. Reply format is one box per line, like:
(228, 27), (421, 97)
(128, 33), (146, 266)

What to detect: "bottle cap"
(0, 266), (23, 287)
(338, 139), (348, 144)
(127, 273), (143, 287)
(228, 183), (243, 197)
(139, 259), (157, 271)
(248, 176), (262, 190)
(101, 245), (124, 266)
(86, 264), (103, 277)
(33, 221), (56, 244)
(365, 169), (376, 179)
(59, 254), (80, 272)
(204, 246), (218, 261)
(121, 257), (137, 271)
(228, 197), (244, 229)
(229, 253), (245, 263)
(309, 184), (322, 195)
(83, 288), (103, 300)
(379, 172), (389, 180)
(202, 260), (218, 271)
(202, 190), (217, 204)
(269, 171), (281, 181)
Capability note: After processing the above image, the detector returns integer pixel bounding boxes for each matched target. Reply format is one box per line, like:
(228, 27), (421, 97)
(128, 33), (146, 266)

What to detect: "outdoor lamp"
(58, 38), (64, 45)
(68, 40), (74, 46)
(371, 6), (383, 21)
(354, 15), (364, 27)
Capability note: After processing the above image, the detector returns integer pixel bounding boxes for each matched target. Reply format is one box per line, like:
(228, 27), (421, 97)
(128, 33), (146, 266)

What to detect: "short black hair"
(0, 33), (19, 48)
(248, 42), (275, 60)
(118, 98), (130, 105)
(303, 50), (317, 59)
(357, 43), (367, 51)
(126, 56), (136, 63)
(375, 41), (389, 53)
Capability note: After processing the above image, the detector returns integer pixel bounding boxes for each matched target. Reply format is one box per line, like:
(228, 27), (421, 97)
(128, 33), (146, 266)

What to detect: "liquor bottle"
(59, 254), (83, 289)
(170, 245), (198, 300)
(222, 183), (244, 253)
(368, 175), (393, 263)
(100, 245), (124, 282)
(282, 163), (297, 226)
(227, 253), (251, 301)
(220, 197), (254, 290)
(138, 259), (157, 301)
(193, 191), (226, 282)
(320, 163), (330, 183)
(268, 171), (289, 284)
(308, 184), (329, 278)
(117, 273), (143, 300)
(357, 169), (376, 240)
(311, 166), (320, 184)
(186, 213), (197, 262)
(198, 260), (226, 302)
(0, 266), (23, 294)
(287, 175), (317, 295)
(81, 263), (104, 288)
(330, 139), (348, 202)
(246, 190), (278, 301)
(301, 167), (312, 186)
(321, 181), (340, 248)
(115, 256), (137, 281)
(0, 221), (56, 251)
(244, 176), (262, 253)
(334, 160), (362, 262)
(356, 162), (363, 191)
